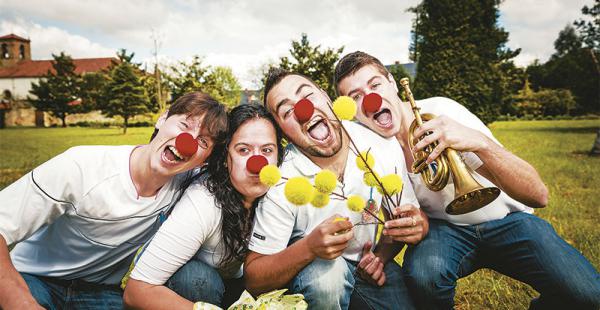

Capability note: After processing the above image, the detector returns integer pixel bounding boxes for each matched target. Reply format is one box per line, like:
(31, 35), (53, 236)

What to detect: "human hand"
(356, 241), (386, 286)
(305, 214), (354, 260)
(382, 204), (428, 244)
(412, 115), (489, 163)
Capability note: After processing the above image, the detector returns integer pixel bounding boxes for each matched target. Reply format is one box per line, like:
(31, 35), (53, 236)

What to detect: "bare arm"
(244, 217), (353, 295)
(0, 235), (43, 310)
(123, 279), (193, 310)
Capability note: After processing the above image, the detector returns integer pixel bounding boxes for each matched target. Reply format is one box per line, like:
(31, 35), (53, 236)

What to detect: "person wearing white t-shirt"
(335, 51), (600, 309)
(0, 92), (227, 310)
(123, 104), (285, 309)
(244, 68), (428, 309)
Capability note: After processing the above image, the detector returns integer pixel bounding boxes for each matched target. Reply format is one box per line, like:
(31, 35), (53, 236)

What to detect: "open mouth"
(306, 117), (331, 142)
(373, 108), (393, 128)
(163, 145), (185, 163)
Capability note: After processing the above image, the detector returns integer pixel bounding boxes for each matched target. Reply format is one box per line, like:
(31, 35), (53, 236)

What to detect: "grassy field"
(0, 120), (599, 309)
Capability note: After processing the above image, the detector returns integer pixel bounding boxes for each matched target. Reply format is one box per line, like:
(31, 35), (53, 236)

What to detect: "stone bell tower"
(0, 34), (31, 68)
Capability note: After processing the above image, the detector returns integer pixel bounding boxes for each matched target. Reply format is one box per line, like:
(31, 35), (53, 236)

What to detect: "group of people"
(0, 51), (598, 310)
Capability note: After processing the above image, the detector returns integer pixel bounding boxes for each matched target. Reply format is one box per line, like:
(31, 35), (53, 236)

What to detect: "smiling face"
(148, 113), (214, 177)
(266, 74), (343, 158)
(337, 64), (403, 138)
(227, 118), (278, 201)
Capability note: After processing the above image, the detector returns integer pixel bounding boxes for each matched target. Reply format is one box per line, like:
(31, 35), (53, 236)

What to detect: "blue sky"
(0, 0), (592, 88)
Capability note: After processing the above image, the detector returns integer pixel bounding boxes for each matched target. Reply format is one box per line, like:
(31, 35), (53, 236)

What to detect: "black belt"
(39, 275), (122, 292)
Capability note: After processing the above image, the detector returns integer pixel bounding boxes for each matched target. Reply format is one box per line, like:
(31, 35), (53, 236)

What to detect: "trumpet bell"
(446, 187), (500, 215)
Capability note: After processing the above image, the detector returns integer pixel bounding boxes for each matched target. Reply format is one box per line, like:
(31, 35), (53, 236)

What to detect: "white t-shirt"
(407, 97), (532, 225)
(130, 184), (243, 285)
(249, 121), (420, 262)
(0, 145), (179, 285)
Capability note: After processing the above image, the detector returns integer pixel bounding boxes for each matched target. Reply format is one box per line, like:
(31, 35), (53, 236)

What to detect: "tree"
(100, 50), (152, 133)
(166, 56), (210, 103)
(387, 63), (414, 101)
(277, 33), (344, 98)
(203, 66), (242, 110)
(411, 0), (520, 124)
(29, 52), (90, 127)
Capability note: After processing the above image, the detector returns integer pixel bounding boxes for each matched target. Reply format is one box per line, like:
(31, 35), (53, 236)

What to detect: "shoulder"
(62, 145), (134, 167)
(417, 97), (471, 118)
(175, 183), (221, 221)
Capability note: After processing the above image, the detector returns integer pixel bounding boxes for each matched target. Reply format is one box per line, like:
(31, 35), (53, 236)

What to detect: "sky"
(0, 0), (592, 88)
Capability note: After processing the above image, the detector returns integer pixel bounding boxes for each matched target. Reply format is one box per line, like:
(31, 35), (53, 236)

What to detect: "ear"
(155, 111), (168, 129)
(387, 72), (399, 94)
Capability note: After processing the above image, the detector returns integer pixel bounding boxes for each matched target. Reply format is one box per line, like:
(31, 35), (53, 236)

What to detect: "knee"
(404, 253), (456, 297)
(166, 260), (224, 305)
(291, 258), (353, 308)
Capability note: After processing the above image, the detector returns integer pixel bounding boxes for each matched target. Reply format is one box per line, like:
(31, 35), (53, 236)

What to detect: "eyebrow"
(274, 83), (313, 116)
(233, 142), (277, 148)
(347, 76), (381, 97)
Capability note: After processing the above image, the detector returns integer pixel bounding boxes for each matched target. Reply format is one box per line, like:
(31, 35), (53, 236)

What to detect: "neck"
(307, 129), (350, 181)
(395, 101), (416, 149)
(129, 145), (170, 197)
(243, 197), (255, 210)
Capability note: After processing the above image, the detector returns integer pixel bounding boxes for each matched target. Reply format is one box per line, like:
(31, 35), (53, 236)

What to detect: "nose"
(294, 98), (314, 124)
(175, 132), (198, 157)
(246, 155), (269, 174)
(363, 93), (382, 114)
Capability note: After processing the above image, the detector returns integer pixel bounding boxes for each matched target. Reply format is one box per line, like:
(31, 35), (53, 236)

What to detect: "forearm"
(476, 138), (548, 208)
(244, 238), (316, 295)
(123, 279), (193, 310)
(0, 235), (40, 309)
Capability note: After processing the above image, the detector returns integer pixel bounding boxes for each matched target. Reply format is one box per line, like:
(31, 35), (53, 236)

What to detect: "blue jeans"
(403, 212), (600, 310)
(166, 259), (244, 308)
(288, 257), (416, 310)
(22, 273), (123, 309)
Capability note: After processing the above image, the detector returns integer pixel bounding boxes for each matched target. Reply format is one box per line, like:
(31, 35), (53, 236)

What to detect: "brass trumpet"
(399, 78), (500, 215)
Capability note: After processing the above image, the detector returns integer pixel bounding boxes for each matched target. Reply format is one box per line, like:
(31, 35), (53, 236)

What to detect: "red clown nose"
(175, 133), (198, 157)
(246, 155), (268, 174)
(363, 93), (382, 114)
(294, 99), (314, 124)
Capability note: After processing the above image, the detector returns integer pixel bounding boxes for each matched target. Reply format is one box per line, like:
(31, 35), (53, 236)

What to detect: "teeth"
(168, 146), (183, 161)
(306, 117), (323, 129)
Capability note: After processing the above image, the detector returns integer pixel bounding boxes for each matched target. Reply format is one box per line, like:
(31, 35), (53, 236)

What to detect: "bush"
(536, 89), (576, 116)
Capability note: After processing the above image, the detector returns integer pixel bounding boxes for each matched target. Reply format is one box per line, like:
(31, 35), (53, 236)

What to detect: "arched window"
(19, 45), (25, 59)
(1, 44), (9, 59)
(3, 90), (12, 100)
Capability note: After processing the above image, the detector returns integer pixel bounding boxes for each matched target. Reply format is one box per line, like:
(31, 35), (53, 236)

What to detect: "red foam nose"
(294, 99), (314, 123)
(363, 93), (382, 114)
(175, 133), (198, 157)
(246, 155), (268, 174)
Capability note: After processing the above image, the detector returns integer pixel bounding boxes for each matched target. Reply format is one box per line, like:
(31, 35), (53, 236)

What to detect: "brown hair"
(262, 67), (319, 110)
(333, 51), (390, 95)
(150, 92), (228, 142)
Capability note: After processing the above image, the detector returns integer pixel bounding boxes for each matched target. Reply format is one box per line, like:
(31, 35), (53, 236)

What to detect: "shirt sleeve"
(0, 148), (83, 245)
(129, 186), (219, 285)
(248, 187), (296, 255)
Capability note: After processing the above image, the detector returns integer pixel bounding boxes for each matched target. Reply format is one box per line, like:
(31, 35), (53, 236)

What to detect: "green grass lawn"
(0, 120), (599, 309)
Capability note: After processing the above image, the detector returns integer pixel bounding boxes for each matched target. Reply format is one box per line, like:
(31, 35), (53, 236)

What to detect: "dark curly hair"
(203, 103), (284, 268)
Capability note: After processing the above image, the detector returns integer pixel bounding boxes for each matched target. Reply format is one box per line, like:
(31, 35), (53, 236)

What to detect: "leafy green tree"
(166, 56), (209, 103)
(277, 33), (344, 98)
(203, 66), (242, 110)
(100, 50), (152, 133)
(411, 0), (519, 124)
(29, 52), (90, 127)
(80, 71), (108, 111)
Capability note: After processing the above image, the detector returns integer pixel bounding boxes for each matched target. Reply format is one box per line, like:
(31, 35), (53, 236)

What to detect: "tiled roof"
(0, 58), (115, 78)
(0, 34), (30, 42)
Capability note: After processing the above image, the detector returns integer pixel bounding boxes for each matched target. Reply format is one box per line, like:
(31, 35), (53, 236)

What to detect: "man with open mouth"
(0, 92), (227, 309)
(335, 51), (600, 310)
(244, 68), (428, 309)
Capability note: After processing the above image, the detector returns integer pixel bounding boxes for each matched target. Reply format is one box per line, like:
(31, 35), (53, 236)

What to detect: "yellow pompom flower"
(363, 171), (380, 187)
(259, 164), (281, 186)
(346, 195), (366, 212)
(356, 151), (375, 172)
(284, 177), (314, 205)
(332, 96), (357, 120)
(314, 170), (337, 194)
(311, 192), (330, 208)
(376, 174), (403, 195)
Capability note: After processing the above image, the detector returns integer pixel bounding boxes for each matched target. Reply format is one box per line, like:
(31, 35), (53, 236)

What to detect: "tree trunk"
(591, 129), (600, 156)
(61, 114), (67, 128)
(123, 117), (128, 134)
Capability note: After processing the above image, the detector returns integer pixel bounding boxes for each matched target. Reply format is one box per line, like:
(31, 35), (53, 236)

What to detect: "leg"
(20, 273), (64, 310)
(166, 259), (225, 306)
(66, 287), (123, 310)
(403, 219), (481, 310)
(481, 212), (600, 310)
(288, 257), (354, 310)
(350, 260), (416, 310)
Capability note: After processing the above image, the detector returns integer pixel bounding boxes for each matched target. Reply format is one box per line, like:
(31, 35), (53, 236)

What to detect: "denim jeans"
(22, 273), (123, 309)
(166, 259), (244, 308)
(288, 257), (416, 310)
(403, 212), (600, 310)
